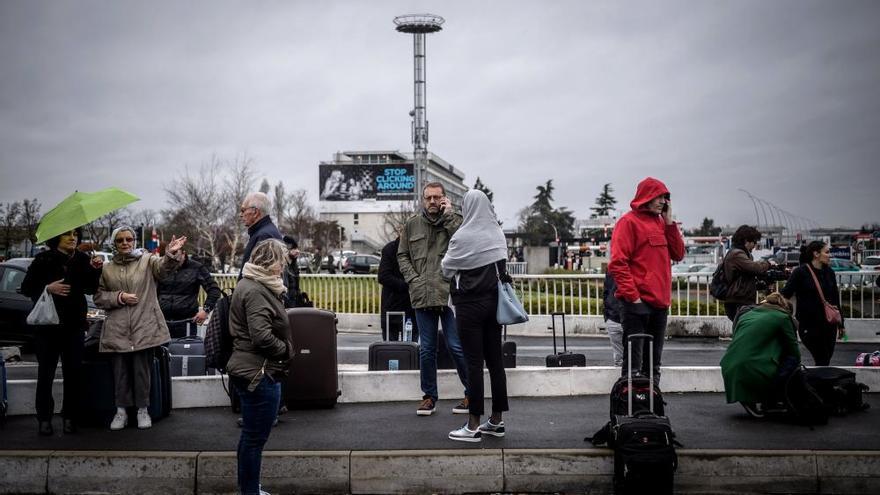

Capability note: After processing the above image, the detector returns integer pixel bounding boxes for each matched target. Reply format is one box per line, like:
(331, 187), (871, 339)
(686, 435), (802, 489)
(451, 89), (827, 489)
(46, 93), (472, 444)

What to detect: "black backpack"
(709, 255), (732, 301)
(205, 289), (234, 372)
(805, 367), (870, 416)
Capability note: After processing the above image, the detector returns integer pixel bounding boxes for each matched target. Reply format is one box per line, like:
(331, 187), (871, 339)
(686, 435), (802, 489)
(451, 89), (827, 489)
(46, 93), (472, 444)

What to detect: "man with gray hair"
(238, 192), (282, 279)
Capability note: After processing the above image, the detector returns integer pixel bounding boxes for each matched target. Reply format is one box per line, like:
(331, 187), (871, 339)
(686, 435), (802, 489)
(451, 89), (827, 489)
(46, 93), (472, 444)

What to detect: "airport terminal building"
(318, 150), (468, 253)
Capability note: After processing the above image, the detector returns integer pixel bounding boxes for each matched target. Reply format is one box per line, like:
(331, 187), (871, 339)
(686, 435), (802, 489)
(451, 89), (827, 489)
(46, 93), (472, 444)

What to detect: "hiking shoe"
(478, 419), (505, 437)
(136, 408), (152, 429)
(110, 411), (128, 431)
(417, 397), (436, 416)
(741, 402), (765, 418)
(452, 397), (469, 414)
(448, 424), (482, 443)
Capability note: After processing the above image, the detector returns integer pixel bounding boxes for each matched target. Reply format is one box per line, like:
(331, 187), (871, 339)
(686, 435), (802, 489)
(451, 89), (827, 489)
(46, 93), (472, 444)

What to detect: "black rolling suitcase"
(369, 311), (419, 371)
(285, 307), (340, 409)
(611, 334), (677, 495)
(545, 312), (586, 367)
(167, 321), (208, 377)
(805, 366), (869, 415)
(502, 325), (516, 368)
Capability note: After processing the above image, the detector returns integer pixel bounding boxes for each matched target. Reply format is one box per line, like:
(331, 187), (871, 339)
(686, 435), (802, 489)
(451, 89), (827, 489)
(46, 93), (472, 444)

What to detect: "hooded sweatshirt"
(608, 177), (685, 308)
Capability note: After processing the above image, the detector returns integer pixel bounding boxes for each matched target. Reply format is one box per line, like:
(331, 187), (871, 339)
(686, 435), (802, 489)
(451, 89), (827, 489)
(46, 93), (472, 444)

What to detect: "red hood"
(629, 177), (670, 211)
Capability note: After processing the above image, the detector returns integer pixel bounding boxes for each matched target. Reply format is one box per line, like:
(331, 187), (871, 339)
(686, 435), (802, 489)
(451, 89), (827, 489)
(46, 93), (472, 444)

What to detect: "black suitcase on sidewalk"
(502, 325), (516, 369)
(167, 321), (209, 377)
(611, 334), (677, 495)
(285, 307), (340, 409)
(805, 366), (869, 415)
(369, 311), (420, 371)
(545, 312), (586, 367)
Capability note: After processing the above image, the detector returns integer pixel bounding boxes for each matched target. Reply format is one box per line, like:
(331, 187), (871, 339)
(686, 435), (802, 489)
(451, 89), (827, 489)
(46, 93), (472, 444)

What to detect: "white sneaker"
(136, 408), (152, 429)
(110, 411), (128, 431)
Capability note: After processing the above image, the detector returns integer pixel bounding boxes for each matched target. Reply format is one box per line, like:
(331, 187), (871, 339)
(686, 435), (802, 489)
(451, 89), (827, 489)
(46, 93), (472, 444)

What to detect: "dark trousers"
(233, 375), (281, 495)
(455, 297), (509, 417)
(620, 301), (668, 385)
(34, 325), (84, 421)
(112, 349), (153, 408)
(799, 324), (837, 366)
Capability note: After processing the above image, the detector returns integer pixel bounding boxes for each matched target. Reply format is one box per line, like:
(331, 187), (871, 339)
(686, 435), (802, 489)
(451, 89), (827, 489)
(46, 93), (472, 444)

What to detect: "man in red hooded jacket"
(608, 177), (685, 385)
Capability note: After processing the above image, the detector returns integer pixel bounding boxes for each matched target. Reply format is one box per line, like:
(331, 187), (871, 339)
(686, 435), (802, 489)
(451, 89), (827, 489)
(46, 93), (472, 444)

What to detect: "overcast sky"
(1, 0), (878, 230)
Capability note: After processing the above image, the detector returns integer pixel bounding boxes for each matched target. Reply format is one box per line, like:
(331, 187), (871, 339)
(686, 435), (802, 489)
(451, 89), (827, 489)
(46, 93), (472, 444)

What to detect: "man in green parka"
(720, 292), (801, 417)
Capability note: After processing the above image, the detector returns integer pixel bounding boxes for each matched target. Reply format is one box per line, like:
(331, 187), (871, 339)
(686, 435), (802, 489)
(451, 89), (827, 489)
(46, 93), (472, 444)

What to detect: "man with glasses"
(238, 192), (282, 279)
(398, 182), (470, 416)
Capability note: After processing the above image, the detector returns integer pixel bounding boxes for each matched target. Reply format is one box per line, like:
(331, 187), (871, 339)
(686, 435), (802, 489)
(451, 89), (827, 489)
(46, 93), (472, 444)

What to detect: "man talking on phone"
(608, 177), (685, 386)
(398, 182), (470, 416)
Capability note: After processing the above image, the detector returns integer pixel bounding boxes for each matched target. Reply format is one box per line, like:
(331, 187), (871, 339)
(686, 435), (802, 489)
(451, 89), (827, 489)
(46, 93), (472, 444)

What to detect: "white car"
(687, 264), (717, 283)
(862, 256), (880, 271)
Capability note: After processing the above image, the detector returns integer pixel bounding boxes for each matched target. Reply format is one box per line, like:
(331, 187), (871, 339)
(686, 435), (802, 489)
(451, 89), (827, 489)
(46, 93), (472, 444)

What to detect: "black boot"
(63, 418), (77, 434)
(38, 421), (53, 436)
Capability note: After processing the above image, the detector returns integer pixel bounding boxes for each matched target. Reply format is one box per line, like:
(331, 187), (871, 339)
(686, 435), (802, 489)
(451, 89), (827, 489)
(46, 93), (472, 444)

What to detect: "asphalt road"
(4, 334), (875, 380)
(3, 394), (879, 451)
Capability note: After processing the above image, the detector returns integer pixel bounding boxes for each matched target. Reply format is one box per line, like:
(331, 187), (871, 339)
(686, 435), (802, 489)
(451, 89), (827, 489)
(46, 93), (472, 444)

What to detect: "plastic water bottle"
(404, 318), (413, 342)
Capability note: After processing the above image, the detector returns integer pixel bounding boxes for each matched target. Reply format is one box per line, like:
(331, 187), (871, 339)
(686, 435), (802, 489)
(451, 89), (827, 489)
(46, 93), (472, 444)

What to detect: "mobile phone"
(662, 203), (669, 213)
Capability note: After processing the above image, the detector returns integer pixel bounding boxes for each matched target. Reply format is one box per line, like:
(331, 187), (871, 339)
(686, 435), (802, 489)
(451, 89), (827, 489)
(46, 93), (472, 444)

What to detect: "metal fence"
(209, 271), (880, 319)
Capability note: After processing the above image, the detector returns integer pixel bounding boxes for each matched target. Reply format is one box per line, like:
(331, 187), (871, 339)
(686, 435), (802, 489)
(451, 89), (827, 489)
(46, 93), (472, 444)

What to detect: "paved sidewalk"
(4, 394), (879, 452)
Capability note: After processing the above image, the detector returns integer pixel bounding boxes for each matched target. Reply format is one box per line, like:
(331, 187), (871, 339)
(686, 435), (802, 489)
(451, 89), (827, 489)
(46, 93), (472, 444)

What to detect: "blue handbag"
(495, 263), (528, 325)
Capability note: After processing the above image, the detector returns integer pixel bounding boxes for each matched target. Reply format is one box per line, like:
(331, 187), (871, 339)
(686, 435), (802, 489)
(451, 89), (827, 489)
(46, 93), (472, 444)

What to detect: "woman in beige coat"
(94, 226), (186, 430)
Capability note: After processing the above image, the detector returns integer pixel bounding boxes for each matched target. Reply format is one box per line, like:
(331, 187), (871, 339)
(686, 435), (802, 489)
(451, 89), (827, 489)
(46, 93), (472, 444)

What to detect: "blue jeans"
(415, 307), (469, 402)
(233, 375), (281, 495)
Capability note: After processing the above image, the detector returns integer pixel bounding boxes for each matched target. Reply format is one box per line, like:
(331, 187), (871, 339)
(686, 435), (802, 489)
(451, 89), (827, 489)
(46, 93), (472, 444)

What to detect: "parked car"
(862, 256), (880, 271)
(774, 251), (801, 269)
(829, 258), (861, 272)
(343, 254), (381, 274)
(687, 264), (717, 283)
(0, 258), (103, 350)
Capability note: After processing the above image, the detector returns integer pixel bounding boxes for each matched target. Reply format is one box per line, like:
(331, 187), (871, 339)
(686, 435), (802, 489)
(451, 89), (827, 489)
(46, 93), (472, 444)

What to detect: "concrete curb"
(7, 366), (880, 416)
(2, 449), (878, 494)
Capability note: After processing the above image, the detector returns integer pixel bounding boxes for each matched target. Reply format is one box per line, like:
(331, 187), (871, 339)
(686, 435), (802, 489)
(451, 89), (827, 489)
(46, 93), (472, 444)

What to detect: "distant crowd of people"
(20, 178), (855, 494)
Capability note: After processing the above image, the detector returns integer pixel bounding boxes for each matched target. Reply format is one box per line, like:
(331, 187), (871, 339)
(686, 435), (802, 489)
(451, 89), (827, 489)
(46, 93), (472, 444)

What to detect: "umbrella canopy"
(35, 188), (140, 244)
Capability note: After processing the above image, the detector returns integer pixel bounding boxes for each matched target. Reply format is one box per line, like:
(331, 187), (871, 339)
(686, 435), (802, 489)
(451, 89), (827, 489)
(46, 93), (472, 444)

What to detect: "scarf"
(110, 225), (144, 263)
(242, 262), (287, 297)
(441, 189), (507, 279)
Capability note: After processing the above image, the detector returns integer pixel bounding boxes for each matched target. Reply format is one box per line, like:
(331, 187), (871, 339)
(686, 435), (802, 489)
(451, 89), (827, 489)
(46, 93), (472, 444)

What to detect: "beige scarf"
(241, 262), (286, 297)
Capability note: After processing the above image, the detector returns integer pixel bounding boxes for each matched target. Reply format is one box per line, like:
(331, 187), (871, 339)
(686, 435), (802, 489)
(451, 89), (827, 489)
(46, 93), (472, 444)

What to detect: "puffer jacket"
(226, 277), (293, 391)
(722, 248), (771, 305)
(157, 257), (221, 320)
(397, 210), (462, 309)
(21, 249), (101, 330)
(93, 253), (179, 352)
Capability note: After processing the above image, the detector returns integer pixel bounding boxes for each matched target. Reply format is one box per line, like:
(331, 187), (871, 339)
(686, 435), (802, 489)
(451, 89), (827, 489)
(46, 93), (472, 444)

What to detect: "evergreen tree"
(590, 183), (617, 218)
(517, 180), (575, 245)
(473, 177), (494, 203)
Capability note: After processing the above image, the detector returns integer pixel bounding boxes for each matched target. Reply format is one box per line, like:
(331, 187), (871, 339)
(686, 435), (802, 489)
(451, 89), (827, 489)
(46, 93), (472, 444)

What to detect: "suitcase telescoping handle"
(165, 319), (196, 337)
(385, 311), (406, 342)
(549, 312), (568, 354)
(627, 333), (654, 417)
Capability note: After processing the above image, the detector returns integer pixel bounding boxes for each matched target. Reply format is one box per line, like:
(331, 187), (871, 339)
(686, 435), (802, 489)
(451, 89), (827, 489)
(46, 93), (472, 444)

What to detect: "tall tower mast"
(393, 13), (444, 208)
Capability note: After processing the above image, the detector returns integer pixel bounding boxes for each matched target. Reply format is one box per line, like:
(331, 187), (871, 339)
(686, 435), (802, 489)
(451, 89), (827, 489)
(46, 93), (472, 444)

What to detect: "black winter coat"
(157, 257), (221, 321)
(780, 263), (843, 330)
(238, 215), (282, 279)
(21, 249), (101, 330)
(378, 239), (413, 329)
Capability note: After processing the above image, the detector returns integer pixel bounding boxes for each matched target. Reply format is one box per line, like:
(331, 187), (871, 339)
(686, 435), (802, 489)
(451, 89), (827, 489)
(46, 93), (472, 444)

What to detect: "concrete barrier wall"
(8, 366), (880, 415)
(2, 450), (878, 494)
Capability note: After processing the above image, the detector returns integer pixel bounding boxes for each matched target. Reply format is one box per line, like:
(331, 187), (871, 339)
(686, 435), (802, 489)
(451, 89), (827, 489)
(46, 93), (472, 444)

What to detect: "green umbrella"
(35, 188), (140, 244)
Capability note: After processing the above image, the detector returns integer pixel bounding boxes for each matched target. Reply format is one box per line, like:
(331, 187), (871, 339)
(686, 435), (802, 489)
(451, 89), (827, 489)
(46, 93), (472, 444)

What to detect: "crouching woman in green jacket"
(226, 239), (293, 495)
(720, 293), (801, 418)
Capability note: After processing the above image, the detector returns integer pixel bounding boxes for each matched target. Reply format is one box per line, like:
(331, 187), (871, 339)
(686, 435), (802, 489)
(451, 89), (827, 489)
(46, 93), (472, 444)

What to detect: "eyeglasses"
(240, 206), (256, 213)
(115, 237), (134, 244)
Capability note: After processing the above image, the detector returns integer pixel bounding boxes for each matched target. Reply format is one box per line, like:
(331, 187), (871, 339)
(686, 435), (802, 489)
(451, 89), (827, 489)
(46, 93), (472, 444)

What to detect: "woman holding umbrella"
(21, 228), (104, 436)
(94, 226), (186, 430)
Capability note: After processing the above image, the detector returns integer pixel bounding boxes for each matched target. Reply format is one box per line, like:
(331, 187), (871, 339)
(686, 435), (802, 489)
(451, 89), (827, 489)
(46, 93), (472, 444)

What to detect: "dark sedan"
(342, 254), (381, 274)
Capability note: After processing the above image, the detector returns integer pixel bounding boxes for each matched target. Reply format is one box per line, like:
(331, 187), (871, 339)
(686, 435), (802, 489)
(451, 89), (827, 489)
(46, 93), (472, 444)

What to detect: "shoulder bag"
(806, 265), (842, 327)
(495, 263), (528, 325)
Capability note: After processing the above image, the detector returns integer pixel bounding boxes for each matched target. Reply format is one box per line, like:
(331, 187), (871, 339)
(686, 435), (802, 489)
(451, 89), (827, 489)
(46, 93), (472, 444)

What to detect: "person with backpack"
(226, 239), (293, 495)
(720, 292), (801, 418)
(780, 241), (845, 366)
(719, 225), (773, 321)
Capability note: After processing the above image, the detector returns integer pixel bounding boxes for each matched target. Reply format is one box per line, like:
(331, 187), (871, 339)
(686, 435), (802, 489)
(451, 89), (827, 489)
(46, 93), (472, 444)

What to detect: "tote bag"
(26, 288), (60, 326)
(495, 263), (528, 325)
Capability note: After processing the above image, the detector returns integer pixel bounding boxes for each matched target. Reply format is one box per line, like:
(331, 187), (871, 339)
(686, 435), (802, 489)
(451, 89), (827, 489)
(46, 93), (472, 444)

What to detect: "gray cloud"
(1, 0), (878, 229)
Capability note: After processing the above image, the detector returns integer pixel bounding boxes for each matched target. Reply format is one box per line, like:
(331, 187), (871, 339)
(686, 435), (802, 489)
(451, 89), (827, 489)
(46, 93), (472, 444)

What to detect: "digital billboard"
(319, 163), (415, 201)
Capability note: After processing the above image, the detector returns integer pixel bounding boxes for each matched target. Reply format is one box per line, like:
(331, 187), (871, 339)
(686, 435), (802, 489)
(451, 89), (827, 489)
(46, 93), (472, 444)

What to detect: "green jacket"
(720, 305), (801, 404)
(397, 210), (462, 309)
